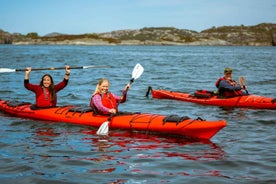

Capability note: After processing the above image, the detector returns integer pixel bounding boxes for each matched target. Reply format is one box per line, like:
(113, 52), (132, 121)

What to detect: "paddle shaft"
(244, 87), (248, 94)
(15, 65), (109, 72)
(16, 66), (80, 71)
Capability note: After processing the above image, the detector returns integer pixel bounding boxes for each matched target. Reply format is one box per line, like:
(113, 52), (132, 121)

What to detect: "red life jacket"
(24, 79), (67, 108)
(92, 92), (118, 114)
(36, 87), (54, 107)
(215, 77), (224, 88)
(215, 77), (243, 97)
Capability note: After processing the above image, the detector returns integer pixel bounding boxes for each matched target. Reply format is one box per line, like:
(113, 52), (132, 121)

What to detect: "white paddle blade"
(0, 68), (16, 73)
(96, 121), (109, 136)
(132, 63), (144, 80)
(238, 76), (246, 86)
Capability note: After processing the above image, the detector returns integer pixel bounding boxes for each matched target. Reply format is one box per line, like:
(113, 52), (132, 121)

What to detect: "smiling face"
(224, 68), (232, 81)
(99, 80), (109, 94)
(224, 72), (232, 81)
(42, 75), (52, 88)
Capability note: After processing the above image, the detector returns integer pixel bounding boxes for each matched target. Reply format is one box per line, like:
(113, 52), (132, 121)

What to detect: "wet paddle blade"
(0, 68), (16, 73)
(132, 63), (144, 80)
(96, 121), (109, 136)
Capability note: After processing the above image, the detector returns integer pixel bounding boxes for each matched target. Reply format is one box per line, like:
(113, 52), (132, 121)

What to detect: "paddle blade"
(238, 76), (246, 86)
(238, 76), (249, 94)
(0, 68), (16, 73)
(132, 63), (144, 80)
(96, 121), (109, 136)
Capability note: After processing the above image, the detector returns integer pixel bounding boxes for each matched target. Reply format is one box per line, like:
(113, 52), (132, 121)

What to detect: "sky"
(1, 0), (276, 36)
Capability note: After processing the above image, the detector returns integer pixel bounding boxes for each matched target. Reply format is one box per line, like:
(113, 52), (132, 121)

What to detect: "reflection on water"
(33, 126), (226, 161)
(87, 130), (225, 160)
(218, 107), (249, 120)
(28, 125), (227, 182)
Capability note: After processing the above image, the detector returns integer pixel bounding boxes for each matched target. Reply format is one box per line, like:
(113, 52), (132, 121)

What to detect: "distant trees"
(26, 32), (39, 39)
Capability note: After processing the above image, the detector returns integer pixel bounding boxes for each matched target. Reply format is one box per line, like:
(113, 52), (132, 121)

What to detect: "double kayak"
(0, 99), (226, 140)
(147, 86), (276, 109)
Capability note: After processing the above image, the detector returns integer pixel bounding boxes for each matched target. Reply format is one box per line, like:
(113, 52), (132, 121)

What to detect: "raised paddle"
(96, 63), (144, 136)
(0, 65), (110, 73)
(238, 76), (248, 94)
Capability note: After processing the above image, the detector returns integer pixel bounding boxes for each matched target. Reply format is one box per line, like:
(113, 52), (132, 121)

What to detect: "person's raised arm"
(24, 67), (32, 80)
(120, 83), (131, 102)
(64, 65), (70, 80)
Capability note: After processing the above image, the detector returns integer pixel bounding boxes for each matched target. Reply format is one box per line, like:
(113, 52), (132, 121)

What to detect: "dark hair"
(40, 74), (56, 102)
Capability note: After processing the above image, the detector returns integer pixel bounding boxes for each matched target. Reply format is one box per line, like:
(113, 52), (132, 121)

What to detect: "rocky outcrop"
(272, 33), (276, 46)
(1, 23), (276, 46)
(0, 29), (12, 44)
(200, 23), (276, 46)
(99, 27), (227, 45)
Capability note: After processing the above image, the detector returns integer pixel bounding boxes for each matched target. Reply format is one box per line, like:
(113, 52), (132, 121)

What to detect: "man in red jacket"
(215, 67), (246, 97)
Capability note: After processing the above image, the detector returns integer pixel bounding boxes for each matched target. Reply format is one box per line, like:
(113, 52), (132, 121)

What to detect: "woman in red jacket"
(24, 66), (70, 108)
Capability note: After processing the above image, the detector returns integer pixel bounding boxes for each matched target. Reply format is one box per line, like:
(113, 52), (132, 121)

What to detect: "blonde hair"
(93, 78), (109, 95)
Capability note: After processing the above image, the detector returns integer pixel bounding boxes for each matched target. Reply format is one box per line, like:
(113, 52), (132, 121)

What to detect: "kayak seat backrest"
(68, 106), (93, 113)
(6, 100), (31, 107)
(116, 111), (139, 116)
(194, 90), (214, 98)
(163, 115), (190, 125)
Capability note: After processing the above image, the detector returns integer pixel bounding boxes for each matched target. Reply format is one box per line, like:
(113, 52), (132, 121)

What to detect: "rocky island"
(1, 23), (275, 46)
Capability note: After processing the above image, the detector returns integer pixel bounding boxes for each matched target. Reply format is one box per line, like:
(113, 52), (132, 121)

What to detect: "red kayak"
(0, 99), (226, 140)
(147, 86), (276, 109)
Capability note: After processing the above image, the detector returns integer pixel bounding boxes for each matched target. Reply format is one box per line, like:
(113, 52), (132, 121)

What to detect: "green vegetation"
(26, 32), (39, 39)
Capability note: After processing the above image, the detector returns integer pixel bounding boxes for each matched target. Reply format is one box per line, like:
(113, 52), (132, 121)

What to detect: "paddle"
(129, 63), (144, 84)
(238, 76), (248, 94)
(96, 115), (112, 136)
(96, 63), (144, 136)
(0, 65), (110, 73)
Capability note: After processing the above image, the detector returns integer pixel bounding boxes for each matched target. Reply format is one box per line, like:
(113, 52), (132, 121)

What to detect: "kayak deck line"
(0, 99), (227, 140)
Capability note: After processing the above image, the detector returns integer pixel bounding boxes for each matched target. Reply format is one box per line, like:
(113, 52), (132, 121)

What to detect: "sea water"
(0, 45), (275, 183)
